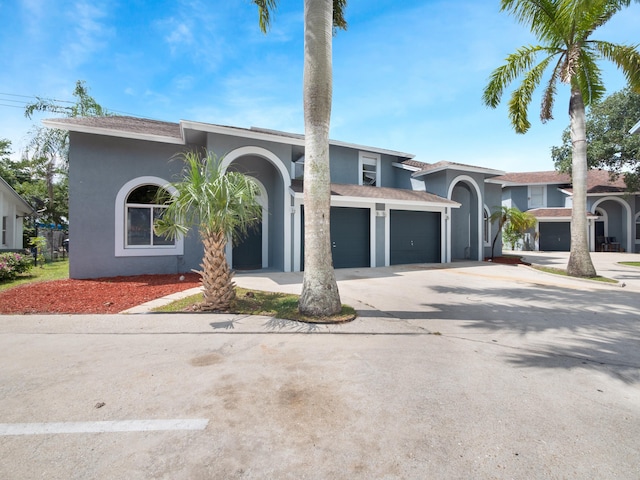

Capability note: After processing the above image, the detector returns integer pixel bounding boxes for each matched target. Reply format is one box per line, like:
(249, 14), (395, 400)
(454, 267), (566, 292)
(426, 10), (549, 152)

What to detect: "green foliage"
(490, 206), (536, 257)
(12, 80), (109, 228)
(154, 287), (357, 323)
(0, 258), (68, 292)
(483, 0), (640, 134)
(552, 87), (640, 189)
(29, 236), (48, 266)
(0, 252), (33, 282)
(154, 151), (263, 244)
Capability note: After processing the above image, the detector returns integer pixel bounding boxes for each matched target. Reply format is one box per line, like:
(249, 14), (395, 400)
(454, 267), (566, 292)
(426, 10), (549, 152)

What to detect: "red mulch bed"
(484, 256), (531, 265)
(0, 273), (202, 314)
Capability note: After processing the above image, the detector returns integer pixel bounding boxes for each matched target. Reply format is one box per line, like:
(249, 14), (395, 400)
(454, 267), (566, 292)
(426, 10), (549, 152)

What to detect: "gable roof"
(43, 116), (415, 159)
(489, 169), (629, 194)
(290, 179), (459, 207)
(630, 119), (640, 135)
(0, 176), (34, 214)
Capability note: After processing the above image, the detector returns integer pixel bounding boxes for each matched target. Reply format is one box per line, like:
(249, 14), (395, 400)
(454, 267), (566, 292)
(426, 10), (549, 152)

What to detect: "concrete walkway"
(1, 255), (640, 479)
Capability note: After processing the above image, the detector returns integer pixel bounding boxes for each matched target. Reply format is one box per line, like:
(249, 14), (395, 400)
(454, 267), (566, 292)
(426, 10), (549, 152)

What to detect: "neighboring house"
(489, 170), (640, 253)
(43, 116), (505, 279)
(0, 176), (34, 251)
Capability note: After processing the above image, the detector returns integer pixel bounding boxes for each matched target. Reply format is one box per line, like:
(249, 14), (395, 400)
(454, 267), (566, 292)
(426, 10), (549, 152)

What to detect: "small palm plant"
(490, 206), (537, 259)
(154, 151), (262, 311)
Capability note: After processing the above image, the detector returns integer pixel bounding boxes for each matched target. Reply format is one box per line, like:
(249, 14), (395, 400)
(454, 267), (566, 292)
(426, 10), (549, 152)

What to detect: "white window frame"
(115, 177), (184, 257)
(483, 206), (491, 246)
(1, 216), (6, 246)
(359, 152), (380, 187)
(528, 185), (546, 209)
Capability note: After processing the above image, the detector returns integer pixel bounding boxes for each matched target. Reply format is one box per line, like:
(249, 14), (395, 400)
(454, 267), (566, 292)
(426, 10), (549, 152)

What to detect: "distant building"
(0, 176), (34, 251)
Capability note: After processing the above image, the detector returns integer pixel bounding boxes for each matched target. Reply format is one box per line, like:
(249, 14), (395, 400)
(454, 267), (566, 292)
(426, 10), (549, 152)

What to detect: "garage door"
(539, 222), (570, 251)
(390, 210), (441, 265)
(301, 206), (370, 269)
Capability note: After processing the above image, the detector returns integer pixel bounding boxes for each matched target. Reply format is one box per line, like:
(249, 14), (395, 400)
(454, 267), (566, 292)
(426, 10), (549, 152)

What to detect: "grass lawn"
(0, 259), (69, 292)
(619, 262), (640, 268)
(154, 287), (357, 324)
(531, 265), (618, 283)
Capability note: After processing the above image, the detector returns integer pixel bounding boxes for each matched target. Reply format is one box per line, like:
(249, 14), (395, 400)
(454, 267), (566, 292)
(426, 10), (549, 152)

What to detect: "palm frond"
(508, 55), (553, 132)
(574, 47), (606, 105)
(482, 45), (546, 108)
(252, 0), (278, 33)
(591, 40), (640, 91)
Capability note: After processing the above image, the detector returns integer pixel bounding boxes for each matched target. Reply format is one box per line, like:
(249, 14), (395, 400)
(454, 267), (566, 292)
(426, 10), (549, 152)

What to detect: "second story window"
(359, 152), (380, 187)
(528, 185), (546, 208)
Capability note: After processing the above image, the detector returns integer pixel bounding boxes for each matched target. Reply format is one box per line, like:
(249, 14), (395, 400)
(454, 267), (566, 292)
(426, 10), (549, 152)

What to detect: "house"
(0, 176), (34, 251)
(489, 169), (640, 253)
(43, 116), (505, 279)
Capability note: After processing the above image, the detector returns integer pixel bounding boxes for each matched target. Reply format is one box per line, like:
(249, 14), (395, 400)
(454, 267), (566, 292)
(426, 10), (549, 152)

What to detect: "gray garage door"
(390, 210), (441, 265)
(301, 206), (370, 269)
(539, 222), (570, 251)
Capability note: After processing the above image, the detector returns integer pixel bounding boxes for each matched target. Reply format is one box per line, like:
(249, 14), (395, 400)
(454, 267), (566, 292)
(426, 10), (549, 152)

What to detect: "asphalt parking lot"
(1, 253), (639, 479)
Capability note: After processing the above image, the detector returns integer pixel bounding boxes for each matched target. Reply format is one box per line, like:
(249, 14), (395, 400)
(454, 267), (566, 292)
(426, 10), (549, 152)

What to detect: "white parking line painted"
(0, 419), (209, 436)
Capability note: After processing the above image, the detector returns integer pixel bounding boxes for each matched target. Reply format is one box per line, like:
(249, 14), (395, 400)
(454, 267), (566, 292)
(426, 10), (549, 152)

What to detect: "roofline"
(486, 179), (568, 187)
(558, 188), (640, 197)
(630, 119), (640, 135)
(180, 120), (415, 158)
(42, 118), (185, 145)
(413, 164), (505, 178)
(391, 162), (421, 172)
(0, 177), (35, 213)
(289, 189), (461, 208)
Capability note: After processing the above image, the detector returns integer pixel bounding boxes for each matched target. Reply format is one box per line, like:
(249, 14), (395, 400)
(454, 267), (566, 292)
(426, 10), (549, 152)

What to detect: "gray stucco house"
(43, 116), (505, 279)
(0, 176), (34, 251)
(490, 169), (640, 253)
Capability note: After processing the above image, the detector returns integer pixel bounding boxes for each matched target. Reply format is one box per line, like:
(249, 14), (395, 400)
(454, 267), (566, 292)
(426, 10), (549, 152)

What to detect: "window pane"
(362, 164), (377, 186)
(128, 207), (151, 245)
(127, 185), (171, 205)
(153, 207), (174, 246)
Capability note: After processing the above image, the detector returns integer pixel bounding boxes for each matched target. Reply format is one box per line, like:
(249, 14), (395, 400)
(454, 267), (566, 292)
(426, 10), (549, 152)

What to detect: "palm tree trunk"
(298, 0), (341, 316)
(567, 87), (596, 277)
(196, 231), (236, 311)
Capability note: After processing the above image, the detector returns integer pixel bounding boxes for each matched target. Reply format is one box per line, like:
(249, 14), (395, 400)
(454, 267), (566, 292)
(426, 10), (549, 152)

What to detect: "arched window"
(115, 177), (184, 257)
(125, 185), (174, 247)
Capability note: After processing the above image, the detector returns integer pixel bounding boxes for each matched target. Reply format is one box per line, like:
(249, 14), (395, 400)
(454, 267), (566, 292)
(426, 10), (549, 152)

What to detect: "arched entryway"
(221, 146), (291, 271)
(591, 197), (632, 252)
(448, 176), (483, 261)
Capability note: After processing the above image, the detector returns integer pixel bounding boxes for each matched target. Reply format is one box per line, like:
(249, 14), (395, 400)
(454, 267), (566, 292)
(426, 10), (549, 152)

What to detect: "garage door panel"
(539, 222), (570, 251)
(301, 206), (370, 269)
(390, 210), (441, 265)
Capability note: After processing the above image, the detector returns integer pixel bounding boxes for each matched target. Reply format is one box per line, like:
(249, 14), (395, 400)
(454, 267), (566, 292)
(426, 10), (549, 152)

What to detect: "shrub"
(0, 252), (34, 282)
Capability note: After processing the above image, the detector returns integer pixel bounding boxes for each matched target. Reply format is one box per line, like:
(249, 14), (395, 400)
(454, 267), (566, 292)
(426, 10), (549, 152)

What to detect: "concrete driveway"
(1, 254), (640, 479)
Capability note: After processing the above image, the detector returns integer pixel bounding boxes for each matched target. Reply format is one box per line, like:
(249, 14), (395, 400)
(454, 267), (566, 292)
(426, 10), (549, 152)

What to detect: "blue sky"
(1, 0), (639, 172)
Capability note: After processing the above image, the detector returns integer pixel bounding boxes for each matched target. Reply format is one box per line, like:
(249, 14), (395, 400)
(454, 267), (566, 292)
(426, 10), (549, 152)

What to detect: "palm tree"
(253, 0), (347, 316)
(154, 151), (262, 311)
(483, 0), (640, 277)
(489, 206), (537, 258)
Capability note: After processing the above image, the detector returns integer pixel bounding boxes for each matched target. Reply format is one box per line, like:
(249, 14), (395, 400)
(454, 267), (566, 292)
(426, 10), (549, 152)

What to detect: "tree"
(489, 206), (536, 258)
(483, 0), (640, 278)
(154, 151), (262, 311)
(254, 0), (347, 316)
(22, 80), (109, 226)
(552, 88), (640, 189)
